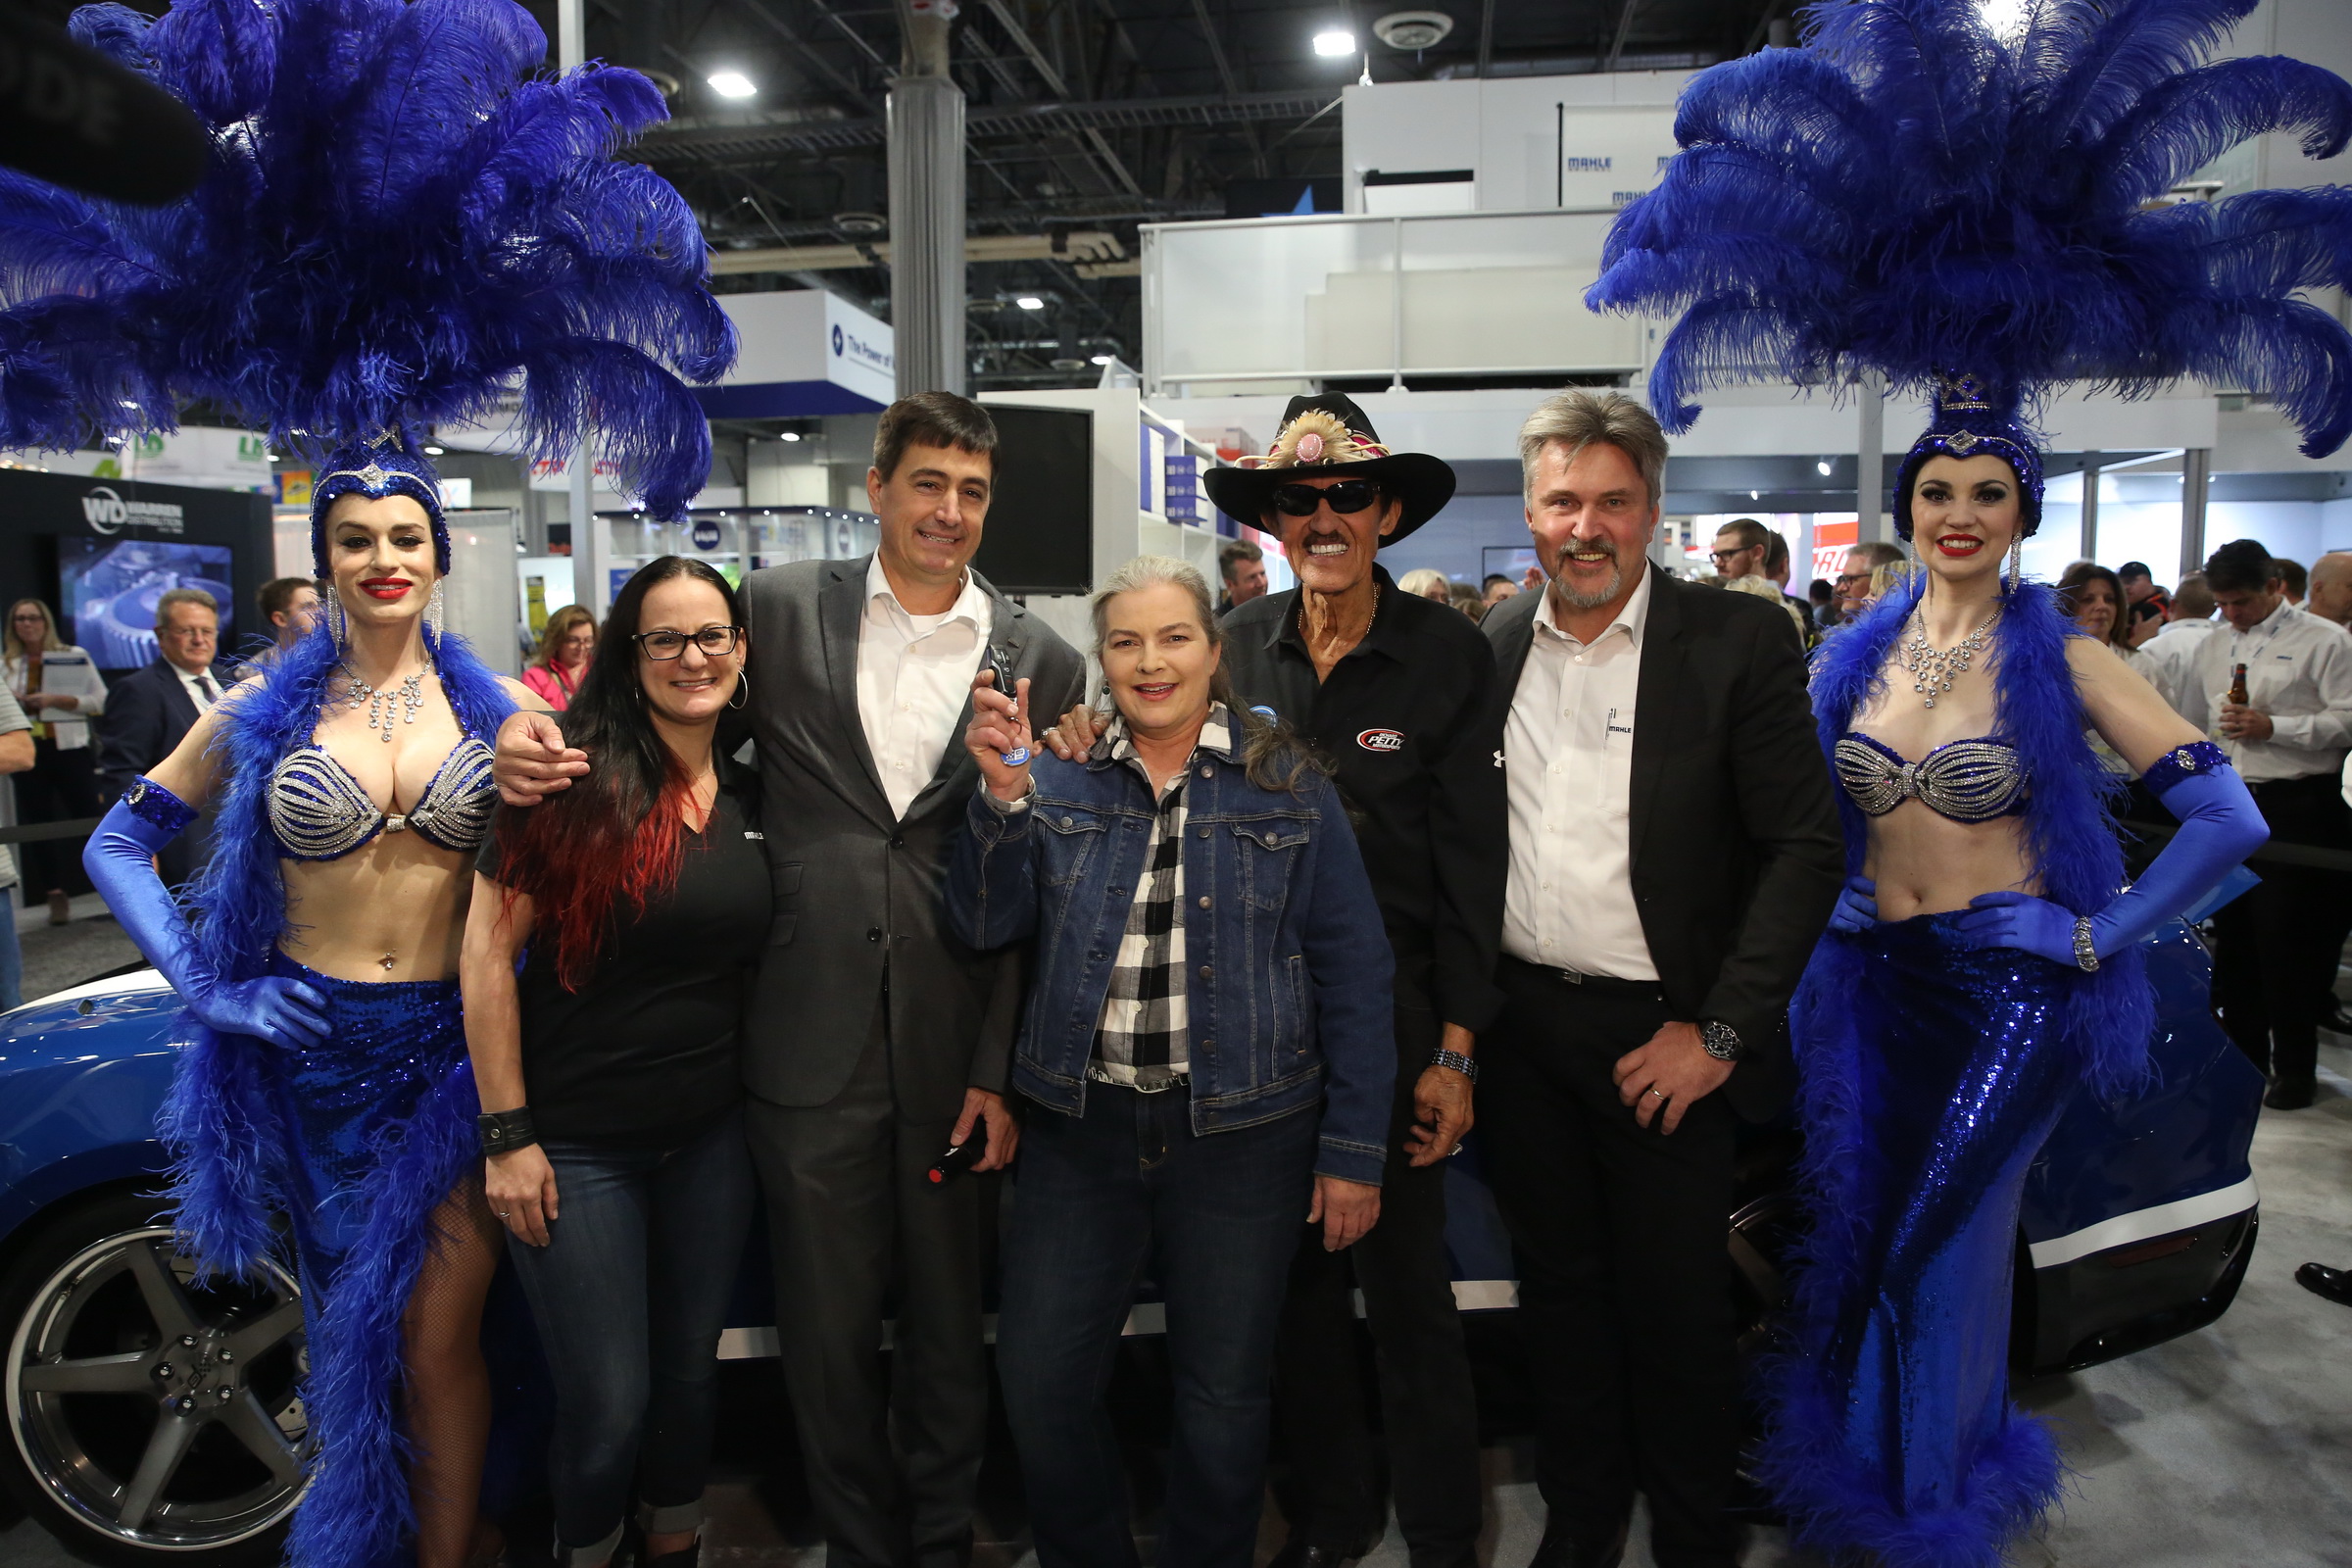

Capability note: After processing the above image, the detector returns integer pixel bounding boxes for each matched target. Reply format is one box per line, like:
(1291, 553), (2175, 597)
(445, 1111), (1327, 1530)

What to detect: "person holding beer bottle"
(2194, 539), (2352, 1109)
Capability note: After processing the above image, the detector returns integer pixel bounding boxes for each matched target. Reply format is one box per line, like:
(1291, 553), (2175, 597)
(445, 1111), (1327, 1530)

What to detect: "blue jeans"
(997, 1085), (1319, 1568)
(505, 1109), (756, 1563)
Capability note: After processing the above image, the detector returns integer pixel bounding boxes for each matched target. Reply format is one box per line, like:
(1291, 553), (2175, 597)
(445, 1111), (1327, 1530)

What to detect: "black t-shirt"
(477, 760), (769, 1148)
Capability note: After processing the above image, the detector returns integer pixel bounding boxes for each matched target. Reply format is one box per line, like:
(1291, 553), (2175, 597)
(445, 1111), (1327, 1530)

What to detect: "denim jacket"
(945, 720), (1396, 1186)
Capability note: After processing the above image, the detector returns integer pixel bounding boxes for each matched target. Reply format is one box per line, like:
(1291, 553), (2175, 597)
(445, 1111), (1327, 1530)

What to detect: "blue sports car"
(0, 920), (2263, 1564)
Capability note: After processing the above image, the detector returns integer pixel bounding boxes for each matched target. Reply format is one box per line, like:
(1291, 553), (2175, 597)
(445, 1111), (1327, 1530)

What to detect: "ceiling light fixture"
(1014, 294), (1046, 310)
(1749, 489), (1760, 501)
(1817, 459), (1832, 476)
(1313, 28), (1355, 57)
(1090, 354), (1114, 366)
(780, 430), (802, 442)
(424, 444), (446, 456)
(708, 71), (757, 99)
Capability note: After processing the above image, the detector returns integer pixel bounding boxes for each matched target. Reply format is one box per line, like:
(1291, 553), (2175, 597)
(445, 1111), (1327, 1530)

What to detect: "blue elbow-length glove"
(83, 779), (328, 1050)
(1956, 743), (2268, 966)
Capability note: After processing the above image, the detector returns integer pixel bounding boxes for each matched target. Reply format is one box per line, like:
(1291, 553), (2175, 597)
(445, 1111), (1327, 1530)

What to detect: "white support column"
(1856, 369), (1886, 545)
(2080, 451), (2101, 564)
(558, 0), (608, 613)
(2180, 447), (2211, 580)
(889, 2), (966, 396)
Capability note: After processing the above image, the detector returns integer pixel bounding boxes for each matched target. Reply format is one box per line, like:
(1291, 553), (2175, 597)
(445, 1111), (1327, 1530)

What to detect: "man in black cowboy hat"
(1050, 392), (1501, 1566)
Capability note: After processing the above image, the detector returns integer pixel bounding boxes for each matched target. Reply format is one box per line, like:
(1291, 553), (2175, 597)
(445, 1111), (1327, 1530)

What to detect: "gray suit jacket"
(740, 555), (1087, 1116)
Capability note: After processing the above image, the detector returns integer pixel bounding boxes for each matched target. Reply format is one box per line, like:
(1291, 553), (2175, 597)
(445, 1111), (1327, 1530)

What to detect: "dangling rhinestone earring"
(2006, 534), (2024, 595)
(424, 581), (446, 642)
(320, 579), (348, 648)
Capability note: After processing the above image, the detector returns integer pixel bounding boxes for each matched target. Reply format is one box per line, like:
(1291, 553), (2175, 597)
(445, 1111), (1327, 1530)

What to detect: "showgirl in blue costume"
(0, 0), (735, 1562)
(1589, 1), (2352, 1562)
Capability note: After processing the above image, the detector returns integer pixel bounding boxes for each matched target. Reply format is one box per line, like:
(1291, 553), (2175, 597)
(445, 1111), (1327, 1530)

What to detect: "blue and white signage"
(690, 517), (723, 551)
(698, 291), (896, 419)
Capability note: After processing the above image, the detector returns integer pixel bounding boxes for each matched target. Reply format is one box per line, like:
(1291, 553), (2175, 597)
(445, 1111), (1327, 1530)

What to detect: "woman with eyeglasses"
(4, 598), (106, 923)
(462, 557), (763, 1568)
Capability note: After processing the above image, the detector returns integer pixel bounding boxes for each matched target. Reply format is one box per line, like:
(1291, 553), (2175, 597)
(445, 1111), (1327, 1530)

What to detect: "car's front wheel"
(1, 1189), (307, 1566)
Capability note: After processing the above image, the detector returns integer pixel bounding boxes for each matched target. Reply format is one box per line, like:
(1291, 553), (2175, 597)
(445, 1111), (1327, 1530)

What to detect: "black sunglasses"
(1270, 479), (1383, 516)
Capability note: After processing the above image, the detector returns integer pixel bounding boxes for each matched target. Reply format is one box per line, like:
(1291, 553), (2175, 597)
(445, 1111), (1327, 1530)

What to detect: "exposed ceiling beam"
(1605, 0), (1642, 72)
(1186, 0), (1240, 97)
(711, 229), (1126, 273)
(1477, 0), (1494, 77)
(721, 0), (872, 105)
(977, 0), (1143, 197)
(641, 86), (1340, 159)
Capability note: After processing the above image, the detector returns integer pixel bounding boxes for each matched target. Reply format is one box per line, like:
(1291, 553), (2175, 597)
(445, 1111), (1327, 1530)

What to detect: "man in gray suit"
(495, 392), (1086, 1568)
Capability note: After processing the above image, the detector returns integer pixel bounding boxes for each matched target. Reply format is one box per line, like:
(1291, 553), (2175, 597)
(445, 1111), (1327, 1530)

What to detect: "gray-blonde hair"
(1089, 555), (1322, 795)
(1518, 390), (1668, 508)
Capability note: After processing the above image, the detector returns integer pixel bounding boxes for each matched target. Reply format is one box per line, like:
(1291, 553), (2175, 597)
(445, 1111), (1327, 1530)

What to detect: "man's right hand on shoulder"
(1043, 703), (1107, 761)
(494, 710), (589, 807)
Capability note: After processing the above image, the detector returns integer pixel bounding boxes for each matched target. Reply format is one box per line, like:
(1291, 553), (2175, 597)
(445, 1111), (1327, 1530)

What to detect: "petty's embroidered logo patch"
(1356, 728), (1404, 753)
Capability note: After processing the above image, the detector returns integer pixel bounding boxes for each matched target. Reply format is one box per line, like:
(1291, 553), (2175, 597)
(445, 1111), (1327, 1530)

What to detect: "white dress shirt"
(2189, 601), (2352, 783)
(857, 556), (993, 820)
(2134, 617), (2217, 724)
(1501, 570), (1657, 980)
(172, 662), (223, 714)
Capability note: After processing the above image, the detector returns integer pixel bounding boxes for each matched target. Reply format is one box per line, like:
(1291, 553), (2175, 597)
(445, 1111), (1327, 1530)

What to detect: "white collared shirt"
(1502, 570), (1657, 980)
(2190, 600), (2352, 783)
(2135, 616), (2218, 722)
(172, 662), (223, 714)
(857, 556), (994, 820)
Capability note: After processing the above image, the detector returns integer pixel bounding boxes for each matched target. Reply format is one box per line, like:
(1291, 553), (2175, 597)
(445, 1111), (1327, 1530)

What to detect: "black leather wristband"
(477, 1106), (539, 1156)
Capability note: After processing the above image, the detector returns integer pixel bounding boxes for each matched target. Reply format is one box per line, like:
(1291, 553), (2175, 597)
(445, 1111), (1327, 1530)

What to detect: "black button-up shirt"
(1221, 565), (1507, 1033)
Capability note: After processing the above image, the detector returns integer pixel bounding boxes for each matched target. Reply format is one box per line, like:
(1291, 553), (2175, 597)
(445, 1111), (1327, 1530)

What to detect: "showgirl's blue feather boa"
(1760, 576), (2151, 1568)
(156, 618), (512, 1568)
(1803, 577), (2151, 1095)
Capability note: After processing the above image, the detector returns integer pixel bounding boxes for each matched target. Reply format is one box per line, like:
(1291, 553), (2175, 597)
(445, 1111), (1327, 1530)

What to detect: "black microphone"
(927, 1138), (980, 1185)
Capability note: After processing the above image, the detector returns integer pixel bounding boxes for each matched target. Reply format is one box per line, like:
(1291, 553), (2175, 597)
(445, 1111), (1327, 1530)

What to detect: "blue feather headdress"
(1588, 0), (2352, 539)
(0, 0), (736, 545)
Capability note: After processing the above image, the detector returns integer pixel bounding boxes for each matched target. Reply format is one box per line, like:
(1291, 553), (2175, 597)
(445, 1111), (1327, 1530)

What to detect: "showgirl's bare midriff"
(278, 832), (475, 983)
(1858, 797), (2040, 922)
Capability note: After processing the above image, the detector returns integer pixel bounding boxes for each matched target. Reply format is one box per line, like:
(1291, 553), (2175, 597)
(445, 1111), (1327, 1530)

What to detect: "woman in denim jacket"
(947, 555), (1395, 1568)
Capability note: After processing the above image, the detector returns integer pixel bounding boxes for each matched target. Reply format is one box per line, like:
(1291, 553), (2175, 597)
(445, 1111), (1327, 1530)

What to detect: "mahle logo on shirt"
(1356, 728), (1405, 753)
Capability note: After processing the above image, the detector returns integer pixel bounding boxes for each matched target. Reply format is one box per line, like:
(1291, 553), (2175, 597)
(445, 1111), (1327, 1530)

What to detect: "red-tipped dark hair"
(491, 556), (745, 990)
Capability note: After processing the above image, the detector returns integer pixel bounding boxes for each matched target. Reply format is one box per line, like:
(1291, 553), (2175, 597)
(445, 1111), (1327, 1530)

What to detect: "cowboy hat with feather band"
(1202, 394), (1457, 543)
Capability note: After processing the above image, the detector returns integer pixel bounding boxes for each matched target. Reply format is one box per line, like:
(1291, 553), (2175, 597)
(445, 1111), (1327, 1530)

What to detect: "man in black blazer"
(1479, 392), (1841, 1568)
(96, 586), (231, 887)
(498, 393), (1086, 1568)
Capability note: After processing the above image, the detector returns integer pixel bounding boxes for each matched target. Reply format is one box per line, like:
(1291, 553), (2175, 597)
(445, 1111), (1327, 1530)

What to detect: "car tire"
(0, 1188), (307, 1567)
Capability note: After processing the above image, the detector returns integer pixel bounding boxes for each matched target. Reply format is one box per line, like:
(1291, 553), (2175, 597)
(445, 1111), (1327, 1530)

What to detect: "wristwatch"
(1699, 1020), (1744, 1062)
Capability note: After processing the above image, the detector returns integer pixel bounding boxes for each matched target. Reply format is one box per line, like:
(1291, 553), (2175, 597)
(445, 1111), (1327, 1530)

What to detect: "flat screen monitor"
(61, 537), (236, 670)
(972, 405), (1094, 597)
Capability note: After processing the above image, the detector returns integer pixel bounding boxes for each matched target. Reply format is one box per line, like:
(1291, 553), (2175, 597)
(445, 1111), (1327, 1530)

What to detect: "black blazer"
(737, 555), (1088, 1117)
(96, 658), (229, 802)
(1484, 566), (1844, 1119)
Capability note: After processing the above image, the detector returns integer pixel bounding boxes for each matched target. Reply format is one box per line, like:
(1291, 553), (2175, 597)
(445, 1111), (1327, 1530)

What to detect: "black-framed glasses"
(1834, 570), (1874, 587)
(635, 625), (743, 660)
(1270, 479), (1382, 516)
(1708, 547), (1752, 564)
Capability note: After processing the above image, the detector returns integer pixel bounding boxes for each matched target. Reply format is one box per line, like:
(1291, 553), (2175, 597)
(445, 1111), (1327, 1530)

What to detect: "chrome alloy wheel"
(7, 1226), (308, 1553)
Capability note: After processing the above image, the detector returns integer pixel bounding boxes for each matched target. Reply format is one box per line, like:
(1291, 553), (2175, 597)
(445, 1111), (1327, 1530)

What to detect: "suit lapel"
(1627, 565), (1684, 872)
(817, 557), (894, 819)
(1490, 592), (1539, 693)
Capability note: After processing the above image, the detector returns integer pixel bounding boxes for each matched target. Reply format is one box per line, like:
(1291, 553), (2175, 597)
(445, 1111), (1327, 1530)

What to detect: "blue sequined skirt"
(161, 953), (479, 1568)
(1761, 912), (2080, 1568)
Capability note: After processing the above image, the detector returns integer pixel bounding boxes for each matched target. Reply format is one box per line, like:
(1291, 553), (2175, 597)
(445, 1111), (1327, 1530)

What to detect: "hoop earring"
(319, 579), (348, 648)
(727, 666), (749, 710)
(424, 581), (446, 642)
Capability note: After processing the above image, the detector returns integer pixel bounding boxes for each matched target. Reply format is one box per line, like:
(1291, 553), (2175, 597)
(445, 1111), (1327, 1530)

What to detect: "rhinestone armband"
(1430, 1048), (1479, 1082)
(123, 776), (198, 835)
(2072, 916), (2100, 972)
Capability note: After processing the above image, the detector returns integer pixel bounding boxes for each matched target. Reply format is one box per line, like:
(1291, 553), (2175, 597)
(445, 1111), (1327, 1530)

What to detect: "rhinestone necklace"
(1900, 606), (2000, 709)
(341, 662), (428, 742)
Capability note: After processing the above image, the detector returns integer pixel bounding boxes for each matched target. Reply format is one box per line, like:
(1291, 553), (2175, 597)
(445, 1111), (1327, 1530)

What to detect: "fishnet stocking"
(401, 1178), (505, 1568)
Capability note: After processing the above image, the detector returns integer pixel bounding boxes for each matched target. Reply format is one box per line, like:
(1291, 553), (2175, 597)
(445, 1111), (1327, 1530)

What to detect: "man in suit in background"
(96, 587), (230, 887)
(496, 392), (1086, 1568)
(1479, 391), (1842, 1568)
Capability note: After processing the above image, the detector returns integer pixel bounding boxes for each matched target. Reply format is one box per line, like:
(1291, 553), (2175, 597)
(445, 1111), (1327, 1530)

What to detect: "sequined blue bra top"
(268, 738), (499, 861)
(1833, 731), (2029, 823)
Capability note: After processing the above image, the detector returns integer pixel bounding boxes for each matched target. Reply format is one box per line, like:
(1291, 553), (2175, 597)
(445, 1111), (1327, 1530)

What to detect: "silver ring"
(1647, 1088), (1666, 1100)
(495, 1210), (509, 1217)
(1449, 1143), (1464, 1157)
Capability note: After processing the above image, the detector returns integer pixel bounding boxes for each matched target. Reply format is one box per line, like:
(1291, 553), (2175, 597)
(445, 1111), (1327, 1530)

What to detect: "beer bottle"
(2228, 662), (2250, 707)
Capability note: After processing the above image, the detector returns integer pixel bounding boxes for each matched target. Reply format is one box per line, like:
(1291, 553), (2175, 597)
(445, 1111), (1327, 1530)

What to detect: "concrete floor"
(4, 949), (2350, 1567)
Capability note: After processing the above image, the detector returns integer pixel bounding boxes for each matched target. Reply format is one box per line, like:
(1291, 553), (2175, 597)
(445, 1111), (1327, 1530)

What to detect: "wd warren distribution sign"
(695, 290), (895, 419)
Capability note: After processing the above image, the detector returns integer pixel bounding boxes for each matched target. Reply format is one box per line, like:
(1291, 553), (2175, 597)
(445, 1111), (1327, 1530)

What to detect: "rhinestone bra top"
(268, 737), (498, 861)
(1833, 731), (2029, 823)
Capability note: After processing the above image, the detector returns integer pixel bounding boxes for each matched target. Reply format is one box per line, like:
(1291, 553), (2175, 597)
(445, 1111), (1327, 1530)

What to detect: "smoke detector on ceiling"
(1373, 10), (1454, 50)
(833, 212), (888, 236)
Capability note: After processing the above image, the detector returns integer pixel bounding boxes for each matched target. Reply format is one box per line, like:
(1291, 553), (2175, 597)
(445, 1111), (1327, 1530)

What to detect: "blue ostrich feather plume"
(1588, 0), (2352, 459)
(0, 0), (735, 518)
